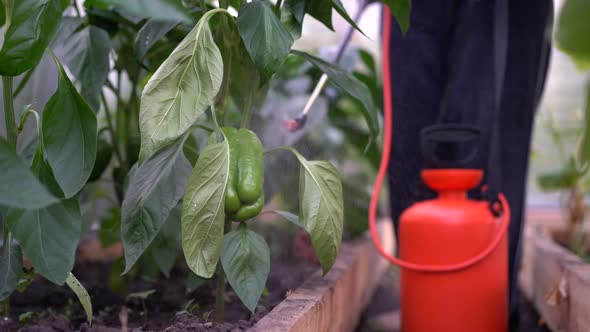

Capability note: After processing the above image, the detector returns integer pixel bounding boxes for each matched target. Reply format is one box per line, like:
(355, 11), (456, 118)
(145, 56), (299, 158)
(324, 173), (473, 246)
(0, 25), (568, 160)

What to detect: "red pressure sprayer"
(368, 9), (510, 332)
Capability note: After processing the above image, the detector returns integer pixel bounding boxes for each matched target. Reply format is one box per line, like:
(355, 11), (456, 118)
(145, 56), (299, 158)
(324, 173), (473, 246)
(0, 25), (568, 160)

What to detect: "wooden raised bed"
(519, 226), (590, 332)
(250, 221), (395, 332)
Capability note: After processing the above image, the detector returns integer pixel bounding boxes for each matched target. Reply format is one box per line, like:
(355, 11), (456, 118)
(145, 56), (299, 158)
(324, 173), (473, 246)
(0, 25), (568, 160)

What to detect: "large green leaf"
(556, 0), (590, 68)
(85, 0), (192, 23)
(42, 53), (98, 198)
(281, 0), (306, 40)
(182, 139), (230, 278)
(0, 138), (57, 209)
(5, 199), (81, 285)
(145, 204), (182, 277)
(0, 236), (22, 301)
(382, 0), (411, 36)
(65, 273), (93, 324)
(139, 11), (223, 162)
(134, 19), (180, 62)
(0, 0), (64, 76)
(121, 136), (191, 273)
(52, 18), (112, 111)
(291, 148), (343, 274)
(237, 0), (294, 82)
(221, 225), (270, 313)
(293, 50), (379, 137)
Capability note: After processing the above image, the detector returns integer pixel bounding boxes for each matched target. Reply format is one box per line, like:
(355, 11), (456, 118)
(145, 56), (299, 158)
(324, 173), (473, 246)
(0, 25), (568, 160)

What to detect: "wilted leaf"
(65, 273), (93, 324)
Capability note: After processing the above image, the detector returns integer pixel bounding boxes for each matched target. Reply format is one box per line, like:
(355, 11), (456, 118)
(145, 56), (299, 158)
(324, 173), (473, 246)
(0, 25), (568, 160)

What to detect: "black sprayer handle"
(420, 124), (481, 168)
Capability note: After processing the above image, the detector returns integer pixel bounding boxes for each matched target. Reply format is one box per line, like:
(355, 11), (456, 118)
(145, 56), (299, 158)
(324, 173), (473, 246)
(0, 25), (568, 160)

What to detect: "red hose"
(368, 6), (510, 272)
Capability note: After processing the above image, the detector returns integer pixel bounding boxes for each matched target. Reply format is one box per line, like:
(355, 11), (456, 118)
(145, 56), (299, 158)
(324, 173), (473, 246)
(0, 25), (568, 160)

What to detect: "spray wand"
(284, 0), (369, 132)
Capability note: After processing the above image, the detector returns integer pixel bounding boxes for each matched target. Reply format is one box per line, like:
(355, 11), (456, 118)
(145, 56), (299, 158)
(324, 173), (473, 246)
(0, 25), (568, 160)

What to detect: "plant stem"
(3, 0), (13, 30)
(101, 92), (124, 167)
(3, 76), (17, 148)
(274, 0), (283, 15)
(215, 217), (233, 323)
(12, 66), (35, 98)
(240, 89), (255, 129)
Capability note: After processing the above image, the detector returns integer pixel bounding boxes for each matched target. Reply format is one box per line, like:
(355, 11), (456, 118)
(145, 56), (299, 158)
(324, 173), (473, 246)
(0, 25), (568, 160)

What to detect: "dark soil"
(0, 256), (316, 331)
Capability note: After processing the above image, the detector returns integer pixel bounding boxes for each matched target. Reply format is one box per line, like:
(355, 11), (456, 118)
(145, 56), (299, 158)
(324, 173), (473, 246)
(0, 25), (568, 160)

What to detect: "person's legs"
(497, 0), (553, 318)
(387, 0), (466, 229)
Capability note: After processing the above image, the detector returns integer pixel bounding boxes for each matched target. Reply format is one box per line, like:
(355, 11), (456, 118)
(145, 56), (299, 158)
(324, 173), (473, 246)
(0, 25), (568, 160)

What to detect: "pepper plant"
(0, 0), (409, 324)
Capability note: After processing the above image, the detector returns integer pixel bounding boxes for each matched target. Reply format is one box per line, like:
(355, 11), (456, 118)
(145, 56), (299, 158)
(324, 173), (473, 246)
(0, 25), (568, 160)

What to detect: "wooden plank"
(519, 227), (537, 301)
(567, 263), (590, 332)
(529, 228), (580, 332)
(249, 221), (394, 332)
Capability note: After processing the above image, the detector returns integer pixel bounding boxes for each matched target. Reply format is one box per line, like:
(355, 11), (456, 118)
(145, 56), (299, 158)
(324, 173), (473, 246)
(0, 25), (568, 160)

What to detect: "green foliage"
(85, 0), (193, 23)
(556, 0), (590, 69)
(0, 138), (58, 209)
(5, 199), (81, 285)
(0, 236), (22, 301)
(182, 139), (230, 278)
(138, 10), (224, 162)
(293, 50), (380, 138)
(0, 0), (388, 319)
(291, 149), (344, 274)
(121, 135), (191, 273)
(0, 0), (64, 76)
(65, 273), (93, 324)
(221, 224), (270, 312)
(42, 53), (98, 198)
(237, 1), (294, 82)
(52, 18), (112, 110)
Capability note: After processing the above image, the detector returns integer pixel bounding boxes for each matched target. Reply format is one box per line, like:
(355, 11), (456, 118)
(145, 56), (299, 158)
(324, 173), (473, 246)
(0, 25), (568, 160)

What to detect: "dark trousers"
(385, 0), (553, 315)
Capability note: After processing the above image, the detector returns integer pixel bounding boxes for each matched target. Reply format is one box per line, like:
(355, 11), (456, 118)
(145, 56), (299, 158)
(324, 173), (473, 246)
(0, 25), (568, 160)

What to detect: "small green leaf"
(0, 138), (58, 209)
(5, 199), (82, 285)
(537, 159), (581, 191)
(330, 0), (366, 36)
(52, 18), (112, 111)
(281, 0), (306, 39)
(85, 0), (192, 23)
(0, 236), (22, 301)
(382, 0), (411, 36)
(0, 0), (64, 76)
(139, 11), (224, 162)
(134, 19), (180, 62)
(122, 135), (191, 273)
(305, 0), (333, 31)
(237, 0), (294, 82)
(289, 148), (343, 274)
(43, 53), (98, 198)
(556, 0), (590, 68)
(293, 50), (379, 137)
(577, 86), (590, 169)
(128, 289), (157, 300)
(145, 204), (182, 277)
(182, 139), (230, 278)
(221, 225), (270, 313)
(65, 273), (93, 324)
